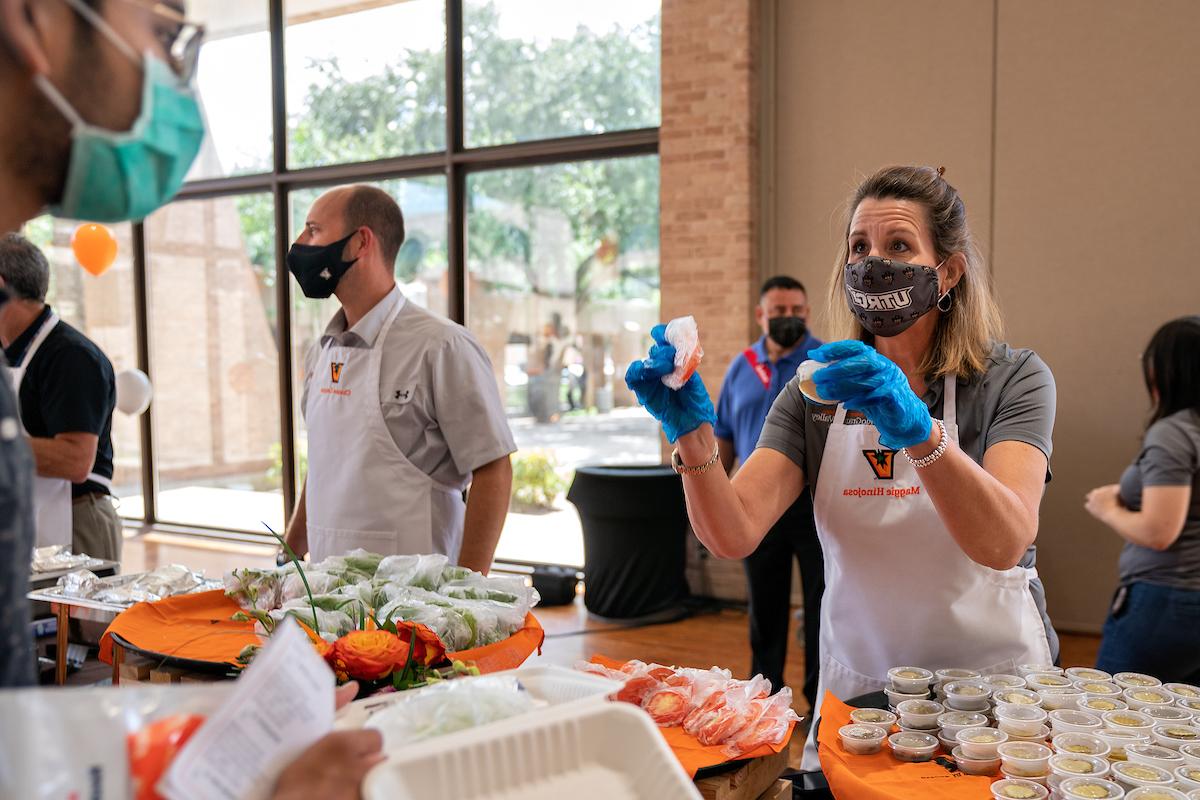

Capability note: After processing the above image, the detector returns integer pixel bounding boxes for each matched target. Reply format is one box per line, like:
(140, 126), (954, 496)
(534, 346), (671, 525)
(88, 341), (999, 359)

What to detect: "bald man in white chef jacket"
(284, 185), (515, 573)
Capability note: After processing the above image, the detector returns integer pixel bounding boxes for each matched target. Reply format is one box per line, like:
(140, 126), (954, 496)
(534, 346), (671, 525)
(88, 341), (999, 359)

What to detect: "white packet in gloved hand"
(661, 315), (703, 390)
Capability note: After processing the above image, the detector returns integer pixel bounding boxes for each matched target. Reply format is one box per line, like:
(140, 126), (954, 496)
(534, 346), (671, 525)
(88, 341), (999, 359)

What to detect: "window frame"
(124, 0), (659, 542)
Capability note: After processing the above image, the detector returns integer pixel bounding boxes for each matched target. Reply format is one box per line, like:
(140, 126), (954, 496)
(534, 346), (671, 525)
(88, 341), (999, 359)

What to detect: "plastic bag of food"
(279, 568), (346, 603)
(0, 683), (230, 800)
(366, 676), (538, 749)
(694, 676), (772, 746)
(643, 684), (693, 727)
(311, 549), (384, 582)
(377, 597), (471, 650)
(661, 316), (704, 390)
(375, 553), (448, 589)
(683, 675), (769, 738)
(614, 661), (675, 706)
(223, 567), (282, 611)
(440, 575), (539, 617)
(721, 688), (800, 758)
(269, 598), (356, 640)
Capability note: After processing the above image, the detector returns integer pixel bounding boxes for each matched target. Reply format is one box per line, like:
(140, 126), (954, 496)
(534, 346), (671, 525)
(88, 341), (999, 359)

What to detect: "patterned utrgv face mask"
(843, 255), (944, 337)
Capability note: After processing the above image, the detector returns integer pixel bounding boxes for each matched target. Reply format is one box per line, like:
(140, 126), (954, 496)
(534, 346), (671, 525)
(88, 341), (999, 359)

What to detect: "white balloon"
(115, 369), (153, 415)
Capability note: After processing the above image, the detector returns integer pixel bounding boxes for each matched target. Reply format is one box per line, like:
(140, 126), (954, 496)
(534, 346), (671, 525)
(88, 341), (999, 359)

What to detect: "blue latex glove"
(624, 324), (717, 443)
(809, 340), (933, 450)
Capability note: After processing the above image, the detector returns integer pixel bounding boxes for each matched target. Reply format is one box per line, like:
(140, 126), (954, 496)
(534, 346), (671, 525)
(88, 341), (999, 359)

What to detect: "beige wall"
(769, 0), (1200, 632)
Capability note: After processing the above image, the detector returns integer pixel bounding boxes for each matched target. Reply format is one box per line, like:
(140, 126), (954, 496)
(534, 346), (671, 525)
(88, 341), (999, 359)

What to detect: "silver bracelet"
(904, 419), (948, 468)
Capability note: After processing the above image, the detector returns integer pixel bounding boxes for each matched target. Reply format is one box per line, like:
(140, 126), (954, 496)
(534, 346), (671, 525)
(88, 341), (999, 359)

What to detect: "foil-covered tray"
(30, 545), (106, 573)
(29, 564), (220, 610)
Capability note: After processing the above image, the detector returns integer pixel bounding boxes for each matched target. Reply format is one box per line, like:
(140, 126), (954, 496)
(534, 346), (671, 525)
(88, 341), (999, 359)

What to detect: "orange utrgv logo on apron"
(861, 449), (897, 480)
(330, 362), (345, 383)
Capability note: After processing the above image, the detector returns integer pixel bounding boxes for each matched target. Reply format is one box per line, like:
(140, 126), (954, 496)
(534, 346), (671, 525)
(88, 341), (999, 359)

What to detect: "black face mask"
(287, 231), (360, 299)
(843, 255), (941, 338)
(768, 316), (807, 349)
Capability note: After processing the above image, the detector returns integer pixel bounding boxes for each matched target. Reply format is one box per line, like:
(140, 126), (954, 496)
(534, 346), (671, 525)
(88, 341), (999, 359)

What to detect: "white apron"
(10, 312), (111, 549)
(305, 295), (465, 564)
(800, 375), (1052, 769)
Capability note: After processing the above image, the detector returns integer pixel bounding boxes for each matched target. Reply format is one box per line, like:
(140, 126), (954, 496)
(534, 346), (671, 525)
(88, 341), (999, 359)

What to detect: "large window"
(81, 1), (661, 563)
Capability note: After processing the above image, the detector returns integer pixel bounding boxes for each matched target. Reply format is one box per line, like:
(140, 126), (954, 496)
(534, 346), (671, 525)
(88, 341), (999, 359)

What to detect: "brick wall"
(661, 0), (762, 602)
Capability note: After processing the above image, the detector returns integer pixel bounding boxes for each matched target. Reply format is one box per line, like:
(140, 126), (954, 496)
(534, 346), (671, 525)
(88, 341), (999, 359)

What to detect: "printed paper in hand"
(159, 620), (335, 800)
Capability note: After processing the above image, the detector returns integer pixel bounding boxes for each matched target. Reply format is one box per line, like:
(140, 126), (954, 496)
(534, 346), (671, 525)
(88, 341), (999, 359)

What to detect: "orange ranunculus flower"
(296, 620), (335, 663)
(331, 630), (411, 681)
(394, 622), (447, 667)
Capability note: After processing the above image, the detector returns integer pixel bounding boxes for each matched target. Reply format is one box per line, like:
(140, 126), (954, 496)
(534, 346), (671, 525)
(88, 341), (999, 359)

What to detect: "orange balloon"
(72, 223), (118, 276)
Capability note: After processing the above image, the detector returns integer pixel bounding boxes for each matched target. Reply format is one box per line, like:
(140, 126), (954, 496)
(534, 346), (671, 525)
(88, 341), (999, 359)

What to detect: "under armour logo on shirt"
(393, 389), (411, 401)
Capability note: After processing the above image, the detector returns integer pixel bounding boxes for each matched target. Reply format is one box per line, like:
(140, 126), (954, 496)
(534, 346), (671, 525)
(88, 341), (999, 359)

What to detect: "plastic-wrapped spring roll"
(377, 598), (472, 651)
(661, 316), (703, 390)
(375, 554), (449, 589)
(223, 568), (282, 611)
(279, 569), (346, 603)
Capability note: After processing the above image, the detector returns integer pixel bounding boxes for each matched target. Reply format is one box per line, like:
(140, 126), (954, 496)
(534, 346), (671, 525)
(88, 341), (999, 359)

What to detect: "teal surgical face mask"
(33, 0), (205, 222)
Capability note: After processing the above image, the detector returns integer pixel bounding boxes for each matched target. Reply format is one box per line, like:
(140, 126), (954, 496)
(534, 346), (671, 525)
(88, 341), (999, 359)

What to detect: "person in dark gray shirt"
(1087, 316), (1200, 683)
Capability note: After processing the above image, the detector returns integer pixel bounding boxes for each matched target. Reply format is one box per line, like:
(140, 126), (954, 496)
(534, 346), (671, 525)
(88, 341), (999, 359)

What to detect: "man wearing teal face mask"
(0, 0), (204, 688)
(0, 0), (205, 230)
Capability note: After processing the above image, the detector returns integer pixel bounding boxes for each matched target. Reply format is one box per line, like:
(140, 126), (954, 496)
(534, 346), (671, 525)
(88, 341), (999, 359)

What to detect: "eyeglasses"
(69, 0), (206, 83)
(115, 0), (206, 82)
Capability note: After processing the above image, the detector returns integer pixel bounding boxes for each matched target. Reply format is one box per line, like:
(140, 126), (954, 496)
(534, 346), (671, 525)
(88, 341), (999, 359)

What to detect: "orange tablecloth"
(593, 655), (796, 778)
(99, 590), (544, 672)
(816, 692), (994, 799)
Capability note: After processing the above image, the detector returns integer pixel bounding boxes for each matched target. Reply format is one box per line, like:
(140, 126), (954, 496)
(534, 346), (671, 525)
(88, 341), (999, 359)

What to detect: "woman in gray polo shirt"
(627, 165), (1058, 768)
(1086, 316), (1200, 683)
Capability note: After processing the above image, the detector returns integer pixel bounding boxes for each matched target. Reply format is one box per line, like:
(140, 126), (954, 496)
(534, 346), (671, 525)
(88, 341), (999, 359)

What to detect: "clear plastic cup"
(998, 741), (1054, 778)
(1181, 744), (1200, 766)
(1175, 765), (1200, 791)
(1096, 729), (1151, 761)
(1077, 681), (1124, 697)
(991, 778), (1050, 799)
(1052, 732), (1112, 759)
(1165, 684), (1200, 702)
(887, 666), (934, 694)
(1007, 725), (1051, 744)
(1189, 790), (1200, 800)
(1019, 664), (1064, 678)
(995, 688), (1046, 708)
(1060, 777), (1127, 799)
(985, 674), (1028, 691)
(944, 680), (991, 711)
(1126, 744), (1185, 770)
(896, 699), (944, 730)
(1081, 697), (1129, 714)
(1151, 724), (1200, 750)
(1067, 668), (1114, 684)
(939, 731), (961, 752)
(1109, 760), (1175, 791)
(1105, 710), (1158, 734)
(953, 744), (1001, 775)
(849, 707), (897, 733)
(1181, 699), (1200, 723)
(1048, 753), (1111, 790)
(1000, 766), (1049, 786)
(1028, 673), (1075, 691)
(1145, 707), (1194, 724)
(839, 723), (887, 755)
(885, 685), (929, 710)
(1114, 673), (1163, 691)
(936, 667), (981, 693)
(957, 726), (1009, 759)
(997, 704), (1051, 737)
(1123, 788), (1189, 800)
(1050, 709), (1104, 735)
(1125, 688), (1177, 712)
(888, 730), (939, 762)
(1041, 687), (1086, 711)
(938, 710), (988, 739)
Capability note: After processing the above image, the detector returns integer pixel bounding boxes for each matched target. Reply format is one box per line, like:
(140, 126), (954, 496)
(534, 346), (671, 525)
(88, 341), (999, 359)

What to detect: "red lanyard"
(743, 348), (771, 390)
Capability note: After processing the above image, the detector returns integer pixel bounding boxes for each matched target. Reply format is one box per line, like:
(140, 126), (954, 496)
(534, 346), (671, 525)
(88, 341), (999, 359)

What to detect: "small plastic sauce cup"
(839, 723), (887, 755)
(990, 778), (1049, 799)
(957, 726), (1009, 759)
(997, 704), (1050, 737)
(952, 744), (1001, 776)
(888, 731), (939, 762)
(998, 741), (1054, 778)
